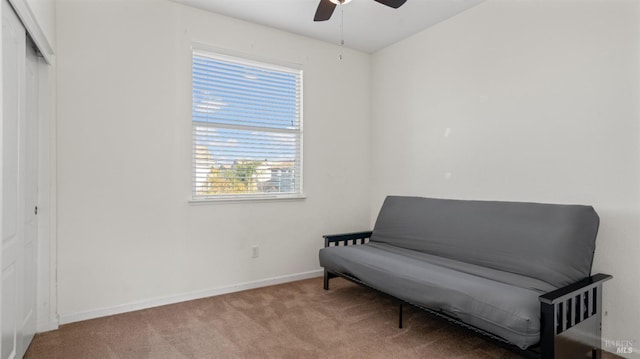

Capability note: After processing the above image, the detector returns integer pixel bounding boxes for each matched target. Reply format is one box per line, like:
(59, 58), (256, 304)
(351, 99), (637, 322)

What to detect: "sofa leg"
(399, 303), (403, 329)
(540, 302), (555, 359)
(323, 269), (330, 290)
(592, 348), (602, 359)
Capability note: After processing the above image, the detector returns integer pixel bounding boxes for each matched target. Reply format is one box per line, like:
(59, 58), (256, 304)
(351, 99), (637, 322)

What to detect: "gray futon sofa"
(319, 196), (612, 358)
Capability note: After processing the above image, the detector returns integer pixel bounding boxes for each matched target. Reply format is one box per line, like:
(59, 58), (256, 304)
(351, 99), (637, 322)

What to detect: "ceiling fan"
(314, 0), (407, 22)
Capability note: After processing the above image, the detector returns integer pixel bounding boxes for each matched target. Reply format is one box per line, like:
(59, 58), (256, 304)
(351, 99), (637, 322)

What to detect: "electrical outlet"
(252, 245), (259, 259)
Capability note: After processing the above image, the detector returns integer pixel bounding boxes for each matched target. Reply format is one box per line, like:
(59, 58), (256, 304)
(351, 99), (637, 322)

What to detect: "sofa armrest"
(538, 273), (612, 358)
(539, 273), (612, 305)
(323, 231), (373, 247)
(322, 231), (373, 290)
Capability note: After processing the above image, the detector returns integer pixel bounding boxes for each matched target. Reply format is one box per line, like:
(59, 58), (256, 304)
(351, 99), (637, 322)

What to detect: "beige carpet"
(25, 277), (620, 359)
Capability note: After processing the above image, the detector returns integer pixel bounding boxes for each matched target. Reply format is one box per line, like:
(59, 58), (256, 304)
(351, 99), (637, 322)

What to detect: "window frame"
(189, 45), (304, 203)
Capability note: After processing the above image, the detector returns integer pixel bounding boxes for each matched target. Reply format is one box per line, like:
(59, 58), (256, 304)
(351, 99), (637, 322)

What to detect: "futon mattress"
(319, 242), (558, 349)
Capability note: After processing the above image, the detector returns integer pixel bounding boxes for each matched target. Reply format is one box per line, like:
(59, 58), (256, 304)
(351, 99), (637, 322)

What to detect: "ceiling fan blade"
(314, 0), (337, 21)
(373, 0), (407, 9)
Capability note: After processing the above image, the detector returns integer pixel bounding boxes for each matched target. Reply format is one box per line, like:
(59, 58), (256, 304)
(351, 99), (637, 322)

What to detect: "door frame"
(6, 0), (53, 64)
(35, 48), (56, 333)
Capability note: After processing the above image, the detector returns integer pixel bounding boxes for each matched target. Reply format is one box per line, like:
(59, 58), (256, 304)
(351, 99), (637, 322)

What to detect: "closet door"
(1, 0), (28, 358)
(21, 37), (39, 354)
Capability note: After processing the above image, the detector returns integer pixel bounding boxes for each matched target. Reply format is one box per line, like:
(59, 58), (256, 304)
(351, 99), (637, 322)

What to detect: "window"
(191, 49), (303, 201)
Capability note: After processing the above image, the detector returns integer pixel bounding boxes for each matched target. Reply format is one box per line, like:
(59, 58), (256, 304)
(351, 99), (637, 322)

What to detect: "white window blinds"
(192, 49), (303, 200)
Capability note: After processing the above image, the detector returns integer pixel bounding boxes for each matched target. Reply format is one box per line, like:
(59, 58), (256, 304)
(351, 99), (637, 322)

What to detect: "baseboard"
(58, 269), (323, 326)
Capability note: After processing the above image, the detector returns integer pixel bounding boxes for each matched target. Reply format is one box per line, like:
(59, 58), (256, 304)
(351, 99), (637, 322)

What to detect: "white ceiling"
(173, 0), (485, 53)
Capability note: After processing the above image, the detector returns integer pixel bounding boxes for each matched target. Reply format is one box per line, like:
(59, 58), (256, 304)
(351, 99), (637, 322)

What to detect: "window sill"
(188, 194), (307, 205)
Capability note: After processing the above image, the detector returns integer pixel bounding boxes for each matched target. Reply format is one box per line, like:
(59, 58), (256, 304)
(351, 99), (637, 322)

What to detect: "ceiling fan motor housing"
(315, 0), (407, 22)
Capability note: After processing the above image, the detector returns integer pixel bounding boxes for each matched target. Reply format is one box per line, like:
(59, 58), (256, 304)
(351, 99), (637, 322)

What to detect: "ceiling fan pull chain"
(339, 3), (344, 60)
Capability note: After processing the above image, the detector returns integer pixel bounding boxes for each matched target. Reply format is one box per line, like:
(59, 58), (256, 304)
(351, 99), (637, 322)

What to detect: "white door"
(21, 37), (39, 354)
(2, 0), (33, 357)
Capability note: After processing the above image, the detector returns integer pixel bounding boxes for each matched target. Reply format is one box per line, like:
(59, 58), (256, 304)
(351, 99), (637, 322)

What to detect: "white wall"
(372, 0), (639, 357)
(56, 0), (371, 321)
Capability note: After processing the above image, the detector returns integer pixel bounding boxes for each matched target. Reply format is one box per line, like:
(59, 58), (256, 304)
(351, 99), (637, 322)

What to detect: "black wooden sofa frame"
(323, 231), (612, 359)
